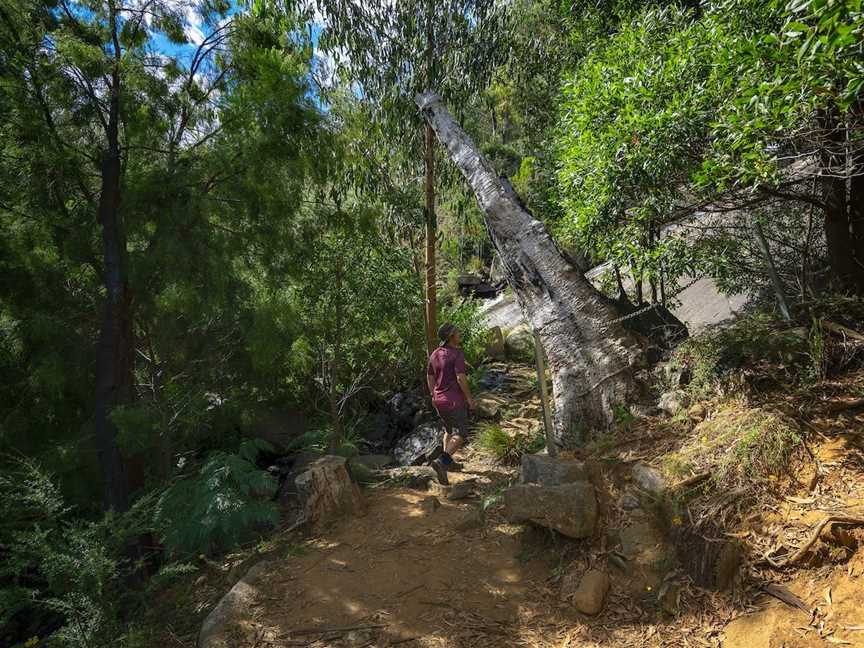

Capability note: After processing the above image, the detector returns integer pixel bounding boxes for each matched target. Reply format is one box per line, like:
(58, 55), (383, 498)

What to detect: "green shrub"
(0, 457), (125, 647)
(154, 440), (279, 557)
(476, 424), (545, 465)
(438, 300), (487, 368)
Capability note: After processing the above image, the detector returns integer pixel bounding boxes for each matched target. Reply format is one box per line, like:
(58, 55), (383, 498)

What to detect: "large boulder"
(521, 454), (589, 486)
(293, 456), (364, 529)
(484, 326), (506, 359)
(504, 482), (597, 539)
(393, 421), (445, 466)
(504, 325), (534, 361)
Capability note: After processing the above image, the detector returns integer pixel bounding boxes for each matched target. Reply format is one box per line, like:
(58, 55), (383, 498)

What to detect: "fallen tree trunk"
(416, 92), (645, 443)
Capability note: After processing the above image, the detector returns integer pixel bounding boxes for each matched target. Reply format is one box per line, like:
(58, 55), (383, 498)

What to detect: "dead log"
(416, 92), (645, 444)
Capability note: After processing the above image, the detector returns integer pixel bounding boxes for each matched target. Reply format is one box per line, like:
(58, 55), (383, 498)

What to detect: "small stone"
(687, 402), (707, 422)
(432, 480), (476, 500)
(380, 466), (438, 490)
(619, 492), (641, 511)
(454, 510), (483, 532)
(631, 463), (666, 496)
(420, 496), (440, 514)
(569, 570), (610, 616)
(657, 390), (688, 416)
(475, 395), (504, 419)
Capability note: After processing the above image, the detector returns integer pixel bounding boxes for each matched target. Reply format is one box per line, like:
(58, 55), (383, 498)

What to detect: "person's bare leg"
(445, 435), (463, 457)
(442, 431), (451, 455)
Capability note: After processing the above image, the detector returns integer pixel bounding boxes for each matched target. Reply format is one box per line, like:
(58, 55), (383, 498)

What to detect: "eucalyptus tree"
(312, 0), (509, 353)
(418, 92), (645, 443)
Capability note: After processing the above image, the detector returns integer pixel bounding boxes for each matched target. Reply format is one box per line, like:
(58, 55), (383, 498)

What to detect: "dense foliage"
(2, 0), (864, 645)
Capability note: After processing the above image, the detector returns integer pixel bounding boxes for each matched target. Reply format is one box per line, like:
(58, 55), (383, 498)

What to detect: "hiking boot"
(430, 459), (449, 485)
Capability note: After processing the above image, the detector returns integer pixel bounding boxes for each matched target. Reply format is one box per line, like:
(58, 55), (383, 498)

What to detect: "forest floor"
(146, 363), (864, 648)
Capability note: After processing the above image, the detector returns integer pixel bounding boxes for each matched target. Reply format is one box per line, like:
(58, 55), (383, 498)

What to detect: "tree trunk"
(416, 92), (644, 444)
(94, 6), (133, 512)
(748, 213), (792, 322)
(819, 112), (861, 293)
(424, 123), (437, 354)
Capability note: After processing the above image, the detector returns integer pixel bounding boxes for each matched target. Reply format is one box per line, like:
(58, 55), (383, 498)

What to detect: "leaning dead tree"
(416, 92), (645, 443)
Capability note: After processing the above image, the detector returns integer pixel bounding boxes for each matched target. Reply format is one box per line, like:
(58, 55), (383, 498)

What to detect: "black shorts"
(438, 406), (469, 439)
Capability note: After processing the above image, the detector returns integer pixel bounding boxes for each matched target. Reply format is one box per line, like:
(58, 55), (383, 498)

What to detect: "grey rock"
(350, 454), (395, 470)
(504, 482), (597, 539)
(484, 326), (506, 359)
(393, 421), (445, 466)
(658, 390), (689, 416)
(380, 466), (437, 490)
(631, 462), (666, 497)
(521, 454), (589, 486)
(198, 561), (272, 648)
(432, 479), (477, 500)
(504, 325), (534, 360)
(619, 492), (641, 511)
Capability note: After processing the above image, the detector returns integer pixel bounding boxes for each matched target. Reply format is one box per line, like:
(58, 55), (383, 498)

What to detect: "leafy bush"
(438, 300), (488, 368)
(476, 423), (545, 465)
(154, 441), (279, 557)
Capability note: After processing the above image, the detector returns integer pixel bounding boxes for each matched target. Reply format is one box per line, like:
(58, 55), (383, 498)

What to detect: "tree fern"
(154, 441), (279, 557)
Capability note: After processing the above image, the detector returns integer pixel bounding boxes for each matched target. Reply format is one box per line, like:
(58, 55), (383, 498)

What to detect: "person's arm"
(456, 373), (475, 410)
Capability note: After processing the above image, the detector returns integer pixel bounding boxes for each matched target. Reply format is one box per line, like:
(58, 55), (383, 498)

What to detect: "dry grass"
(660, 402), (802, 490)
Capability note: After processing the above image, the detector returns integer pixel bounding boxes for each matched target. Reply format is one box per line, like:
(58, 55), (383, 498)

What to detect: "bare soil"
(146, 365), (864, 648)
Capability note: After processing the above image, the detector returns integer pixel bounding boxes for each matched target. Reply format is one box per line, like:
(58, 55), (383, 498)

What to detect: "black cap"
(437, 322), (457, 346)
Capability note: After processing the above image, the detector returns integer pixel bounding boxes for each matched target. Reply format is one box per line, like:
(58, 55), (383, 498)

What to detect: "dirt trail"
(202, 366), (864, 648)
(247, 459), (555, 647)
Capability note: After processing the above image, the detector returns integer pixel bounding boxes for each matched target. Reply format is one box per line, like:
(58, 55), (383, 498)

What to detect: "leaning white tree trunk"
(417, 92), (645, 443)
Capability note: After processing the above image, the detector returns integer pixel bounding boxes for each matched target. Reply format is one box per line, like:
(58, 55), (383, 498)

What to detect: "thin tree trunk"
(94, 2), (133, 512)
(819, 112), (859, 293)
(424, 124), (437, 354)
(613, 264), (629, 304)
(422, 7), (437, 354)
(748, 213), (792, 322)
(417, 92), (644, 444)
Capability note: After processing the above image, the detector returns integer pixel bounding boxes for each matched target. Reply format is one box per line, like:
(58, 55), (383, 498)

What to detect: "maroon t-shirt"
(427, 345), (467, 412)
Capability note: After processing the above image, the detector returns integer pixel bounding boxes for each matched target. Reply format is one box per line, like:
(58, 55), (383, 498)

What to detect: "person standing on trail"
(426, 322), (475, 485)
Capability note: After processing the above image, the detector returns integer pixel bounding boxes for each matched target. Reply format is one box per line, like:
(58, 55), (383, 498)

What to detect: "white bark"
(416, 92), (644, 443)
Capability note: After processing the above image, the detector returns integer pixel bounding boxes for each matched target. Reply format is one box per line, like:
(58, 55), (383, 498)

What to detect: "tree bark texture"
(416, 92), (644, 443)
(424, 123), (438, 354)
(94, 5), (134, 512)
(819, 112), (863, 293)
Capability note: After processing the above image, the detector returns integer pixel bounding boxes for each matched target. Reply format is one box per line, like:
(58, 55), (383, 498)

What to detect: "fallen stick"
(775, 515), (864, 566)
(673, 471), (711, 490)
(820, 320), (864, 343)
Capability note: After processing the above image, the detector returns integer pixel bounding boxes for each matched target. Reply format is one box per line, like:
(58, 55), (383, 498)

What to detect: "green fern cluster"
(154, 441), (279, 557)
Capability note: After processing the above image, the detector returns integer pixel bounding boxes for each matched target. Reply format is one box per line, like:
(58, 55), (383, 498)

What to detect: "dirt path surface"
(184, 365), (864, 648)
